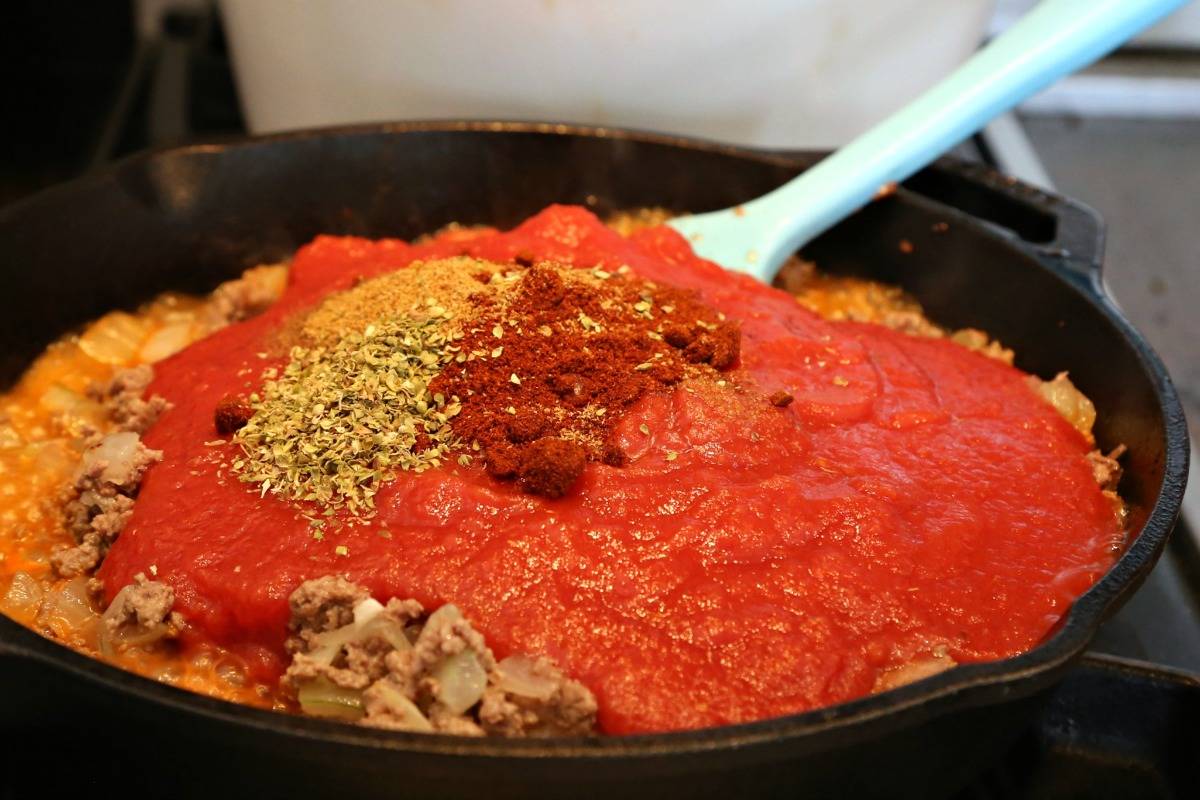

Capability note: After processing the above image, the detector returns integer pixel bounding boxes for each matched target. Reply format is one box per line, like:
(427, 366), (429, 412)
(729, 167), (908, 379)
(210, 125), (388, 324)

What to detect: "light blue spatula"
(668, 0), (1187, 282)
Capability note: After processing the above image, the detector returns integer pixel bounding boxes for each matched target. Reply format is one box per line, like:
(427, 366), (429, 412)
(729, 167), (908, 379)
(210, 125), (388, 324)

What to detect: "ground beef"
(50, 533), (107, 579)
(52, 433), (161, 578)
(88, 365), (170, 435)
(103, 572), (183, 640)
(282, 577), (598, 737)
(286, 652), (378, 692)
(478, 656), (598, 737)
(286, 574), (370, 646)
(200, 265), (287, 329)
(284, 595), (424, 692)
(1087, 444), (1127, 492)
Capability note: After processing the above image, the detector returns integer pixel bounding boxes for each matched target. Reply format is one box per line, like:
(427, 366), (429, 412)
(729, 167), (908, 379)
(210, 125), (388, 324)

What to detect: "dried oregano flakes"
(232, 315), (463, 517)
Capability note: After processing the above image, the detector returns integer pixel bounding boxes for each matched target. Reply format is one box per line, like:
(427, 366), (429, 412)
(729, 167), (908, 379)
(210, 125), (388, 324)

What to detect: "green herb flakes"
(232, 315), (461, 518)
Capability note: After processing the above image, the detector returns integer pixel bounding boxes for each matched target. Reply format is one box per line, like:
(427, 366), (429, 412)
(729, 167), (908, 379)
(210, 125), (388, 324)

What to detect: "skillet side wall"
(0, 126), (1181, 798)
(0, 643), (1038, 800)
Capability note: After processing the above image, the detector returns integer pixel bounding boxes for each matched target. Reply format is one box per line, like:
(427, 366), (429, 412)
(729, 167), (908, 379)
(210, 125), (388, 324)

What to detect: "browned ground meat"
(478, 656), (599, 737)
(286, 574), (370, 648)
(1087, 444), (1127, 492)
(285, 596), (423, 692)
(201, 266), (287, 329)
(283, 577), (597, 737)
(103, 572), (183, 641)
(88, 365), (170, 435)
(52, 433), (162, 579)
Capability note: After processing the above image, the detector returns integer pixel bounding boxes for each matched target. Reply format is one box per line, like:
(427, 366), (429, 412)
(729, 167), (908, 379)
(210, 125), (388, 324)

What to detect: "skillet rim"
(0, 120), (1188, 759)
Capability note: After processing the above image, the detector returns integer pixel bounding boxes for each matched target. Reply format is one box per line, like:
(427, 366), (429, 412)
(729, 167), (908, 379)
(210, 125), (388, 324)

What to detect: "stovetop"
(0, 7), (1196, 798)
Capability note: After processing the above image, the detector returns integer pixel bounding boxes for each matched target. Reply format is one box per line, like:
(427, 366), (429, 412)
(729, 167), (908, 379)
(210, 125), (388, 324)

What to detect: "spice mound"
(229, 256), (740, 513)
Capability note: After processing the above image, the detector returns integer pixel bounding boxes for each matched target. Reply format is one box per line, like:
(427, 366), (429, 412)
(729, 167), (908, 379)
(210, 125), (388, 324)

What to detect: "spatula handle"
(675, 0), (1186, 281)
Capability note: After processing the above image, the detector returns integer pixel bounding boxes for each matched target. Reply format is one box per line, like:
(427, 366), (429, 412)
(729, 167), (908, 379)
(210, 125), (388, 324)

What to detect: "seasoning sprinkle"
(233, 314), (462, 517)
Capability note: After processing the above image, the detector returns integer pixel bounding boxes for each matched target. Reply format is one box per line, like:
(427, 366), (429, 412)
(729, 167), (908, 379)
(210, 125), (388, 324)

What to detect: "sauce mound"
(99, 206), (1121, 734)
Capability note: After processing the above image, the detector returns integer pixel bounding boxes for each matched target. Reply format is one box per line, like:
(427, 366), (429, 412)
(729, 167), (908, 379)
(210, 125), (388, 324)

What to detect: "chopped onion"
(353, 597), (384, 626)
(40, 577), (99, 646)
(137, 322), (195, 363)
(425, 602), (463, 628)
(78, 311), (148, 365)
(3, 572), (44, 616)
(297, 678), (365, 721)
(432, 649), (488, 715)
(81, 432), (143, 485)
(308, 602), (410, 666)
(38, 385), (105, 428)
(369, 682), (433, 732)
(359, 614), (412, 653)
(308, 623), (366, 666)
(1027, 372), (1096, 439)
(495, 655), (558, 701)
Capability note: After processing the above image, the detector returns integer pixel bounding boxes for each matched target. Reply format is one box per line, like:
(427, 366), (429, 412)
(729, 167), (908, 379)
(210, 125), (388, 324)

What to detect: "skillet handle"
(906, 158), (1107, 290)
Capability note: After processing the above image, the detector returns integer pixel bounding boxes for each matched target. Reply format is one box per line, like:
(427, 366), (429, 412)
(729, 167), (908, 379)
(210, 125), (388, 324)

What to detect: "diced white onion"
(495, 655), (558, 701)
(41, 577), (99, 647)
(432, 649), (488, 715)
(3, 572), (43, 616)
(1027, 372), (1096, 439)
(425, 603), (462, 628)
(370, 682), (433, 731)
(359, 614), (412, 653)
(308, 623), (365, 666)
(297, 679), (365, 721)
(81, 432), (143, 485)
(38, 385), (105, 428)
(78, 311), (148, 365)
(353, 597), (384, 626)
(308, 604), (410, 665)
(137, 322), (195, 363)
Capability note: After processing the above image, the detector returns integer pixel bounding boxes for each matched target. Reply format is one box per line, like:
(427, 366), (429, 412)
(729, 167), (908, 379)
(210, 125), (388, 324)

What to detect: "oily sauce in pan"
(1, 207), (1122, 733)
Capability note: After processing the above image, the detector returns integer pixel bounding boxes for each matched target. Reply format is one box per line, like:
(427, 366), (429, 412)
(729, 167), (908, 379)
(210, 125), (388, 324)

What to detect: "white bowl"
(220, 0), (994, 148)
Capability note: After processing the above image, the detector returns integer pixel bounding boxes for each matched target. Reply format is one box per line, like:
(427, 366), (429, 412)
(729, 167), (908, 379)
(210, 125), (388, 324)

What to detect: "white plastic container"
(219, 0), (993, 148)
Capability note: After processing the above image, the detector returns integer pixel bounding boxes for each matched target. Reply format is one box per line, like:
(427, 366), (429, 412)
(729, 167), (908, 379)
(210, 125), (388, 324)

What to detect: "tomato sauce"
(98, 206), (1120, 734)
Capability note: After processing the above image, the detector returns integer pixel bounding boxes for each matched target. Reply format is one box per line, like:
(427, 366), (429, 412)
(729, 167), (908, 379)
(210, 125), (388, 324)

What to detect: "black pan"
(0, 123), (1188, 799)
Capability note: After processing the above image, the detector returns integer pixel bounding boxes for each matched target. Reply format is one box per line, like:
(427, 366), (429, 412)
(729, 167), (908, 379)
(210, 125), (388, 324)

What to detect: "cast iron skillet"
(0, 123), (1188, 799)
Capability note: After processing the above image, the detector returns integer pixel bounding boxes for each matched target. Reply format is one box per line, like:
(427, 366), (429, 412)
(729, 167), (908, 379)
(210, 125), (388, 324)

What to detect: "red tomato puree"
(99, 206), (1121, 734)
